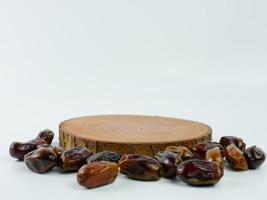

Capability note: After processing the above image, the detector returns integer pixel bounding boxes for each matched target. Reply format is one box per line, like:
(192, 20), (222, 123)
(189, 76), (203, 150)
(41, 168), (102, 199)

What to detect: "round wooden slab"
(59, 115), (212, 156)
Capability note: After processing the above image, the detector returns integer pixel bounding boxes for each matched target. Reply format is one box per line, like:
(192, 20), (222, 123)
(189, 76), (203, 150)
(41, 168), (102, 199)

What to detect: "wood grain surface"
(59, 115), (212, 156)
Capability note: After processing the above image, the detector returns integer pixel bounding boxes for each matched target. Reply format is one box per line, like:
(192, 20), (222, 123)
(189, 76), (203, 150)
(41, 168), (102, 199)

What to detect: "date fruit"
(60, 147), (92, 172)
(87, 151), (121, 163)
(9, 142), (38, 160)
(225, 143), (248, 171)
(77, 161), (118, 188)
(244, 146), (265, 169)
(154, 151), (182, 178)
(24, 147), (58, 173)
(119, 154), (163, 181)
(220, 136), (246, 152)
(192, 142), (225, 159)
(36, 129), (54, 145)
(177, 159), (224, 186)
(205, 147), (224, 169)
(165, 146), (193, 161)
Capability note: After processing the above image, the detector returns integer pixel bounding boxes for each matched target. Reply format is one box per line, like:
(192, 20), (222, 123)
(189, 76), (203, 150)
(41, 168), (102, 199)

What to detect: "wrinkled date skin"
(36, 129), (54, 145)
(9, 142), (38, 160)
(220, 136), (246, 152)
(154, 151), (182, 178)
(206, 147), (224, 169)
(225, 144), (248, 171)
(60, 147), (92, 172)
(165, 146), (193, 161)
(192, 142), (225, 159)
(87, 151), (121, 163)
(24, 147), (58, 173)
(119, 154), (163, 181)
(177, 159), (224, 186)
(77, 161), (118, 189)
(244, 146), (265, 169)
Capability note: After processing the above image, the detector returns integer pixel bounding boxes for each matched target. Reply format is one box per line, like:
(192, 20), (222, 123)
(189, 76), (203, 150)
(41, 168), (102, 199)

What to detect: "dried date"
(36, 129), (54, 145)
(244, 146), (265, 169)
(24, 147), (58, 173)
(177, 159), (224, 186)
(225, 143), (248, 171)
(119, 154), (163, 181)
(154, 151), (182, 178)
(9, 142), (38, 160)
(77, 161), (118, 188)
(60, 147), (92, 172)
(205, 147), (224, 169)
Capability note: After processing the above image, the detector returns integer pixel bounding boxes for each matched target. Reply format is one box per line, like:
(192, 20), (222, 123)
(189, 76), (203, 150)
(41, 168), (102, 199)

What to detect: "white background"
(0, 0), (267, 199)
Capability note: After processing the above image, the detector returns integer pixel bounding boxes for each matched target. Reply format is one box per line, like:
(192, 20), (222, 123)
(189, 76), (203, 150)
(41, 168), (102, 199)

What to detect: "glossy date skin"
(77, 161), (118, 189)
(220, 136), (246, 152)
(244, 146), (265, 169)
(225, 144), (248, 171)
(9, 142), (38, 160)
(177, 159), (224, 186)
(119, 154), (163, 181)
(24, 147), (58, 173)
(154, 151), (182, 178)
(87, 151), (121, 163)
(192, 142), (225, 159)
(165, 146), (193, 161)
(36, 129), (54, 145)
(60, 147), (92, 172)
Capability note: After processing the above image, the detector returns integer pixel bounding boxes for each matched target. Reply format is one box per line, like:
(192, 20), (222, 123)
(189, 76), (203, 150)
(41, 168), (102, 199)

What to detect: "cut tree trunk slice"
(59, 115), (212, 156)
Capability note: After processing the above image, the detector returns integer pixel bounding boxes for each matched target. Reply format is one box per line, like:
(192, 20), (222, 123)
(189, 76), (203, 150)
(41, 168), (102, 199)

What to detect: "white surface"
(0, 0), (267, 199)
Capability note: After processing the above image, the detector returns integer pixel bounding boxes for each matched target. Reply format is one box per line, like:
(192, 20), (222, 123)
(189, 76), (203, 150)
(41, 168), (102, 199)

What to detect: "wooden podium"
(59, 115), (212, 156)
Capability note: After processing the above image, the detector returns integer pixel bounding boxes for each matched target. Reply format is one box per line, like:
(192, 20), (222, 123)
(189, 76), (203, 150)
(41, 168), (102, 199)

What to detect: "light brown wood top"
(59, 115), (212, 144)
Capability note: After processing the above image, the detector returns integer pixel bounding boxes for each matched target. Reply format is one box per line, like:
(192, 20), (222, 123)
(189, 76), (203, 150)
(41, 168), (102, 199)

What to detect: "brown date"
(9, 142), (38, 160)
(87, 151), (121, 163)
(60, 147), (92, 172)
(36, 129), (54, 145)
(205, 147), (224, 169)
(77, 161), (118, 189)
(165, 146), (193, 160)
(177, 159), (224, 186)
(225, 143), (248, 171)
(192, 142), (225, 159)
(24, 147), (58, 173)
(244, 146), (265, 169)
(220, 136), (246, 152)
(119, 154), (163, 181)
(154, 151), (182, 178)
